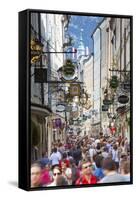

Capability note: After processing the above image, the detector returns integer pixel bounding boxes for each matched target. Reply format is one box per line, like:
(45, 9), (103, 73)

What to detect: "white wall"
(93, 28), (101, 124)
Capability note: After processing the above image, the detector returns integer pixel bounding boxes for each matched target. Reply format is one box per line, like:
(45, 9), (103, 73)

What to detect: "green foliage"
(110, 75), (119, 88)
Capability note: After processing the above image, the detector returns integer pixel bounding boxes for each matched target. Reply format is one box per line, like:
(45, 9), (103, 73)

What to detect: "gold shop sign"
(69, 84), (80, 97)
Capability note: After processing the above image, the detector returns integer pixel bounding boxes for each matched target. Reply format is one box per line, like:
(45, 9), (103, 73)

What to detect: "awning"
(31, 103), (52, 117)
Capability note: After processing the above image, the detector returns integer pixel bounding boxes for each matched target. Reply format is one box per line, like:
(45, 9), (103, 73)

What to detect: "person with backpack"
(94, 155), (104, 181)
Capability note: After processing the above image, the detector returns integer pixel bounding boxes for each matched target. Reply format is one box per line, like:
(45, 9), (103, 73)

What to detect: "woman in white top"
(112, 144), (119, 170)
(89, 145), (96, 162)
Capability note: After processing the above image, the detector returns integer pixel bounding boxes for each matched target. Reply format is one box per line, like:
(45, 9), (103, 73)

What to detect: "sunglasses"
(53, 172), (61, 176)
(83, 164), (92, 169)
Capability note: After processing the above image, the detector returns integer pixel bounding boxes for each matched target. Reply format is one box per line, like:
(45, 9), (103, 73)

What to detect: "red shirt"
(59, 159), (70, 168)
(76, 175), (97, 185)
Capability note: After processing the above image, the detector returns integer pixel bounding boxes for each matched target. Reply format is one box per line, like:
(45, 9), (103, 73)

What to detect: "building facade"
(31, 13), (69, 160)
(91, 17), (130, 138)
(91, 27), (101, 135)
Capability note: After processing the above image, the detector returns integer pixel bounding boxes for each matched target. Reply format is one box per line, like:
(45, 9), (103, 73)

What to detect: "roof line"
(91, 17), (106, 38)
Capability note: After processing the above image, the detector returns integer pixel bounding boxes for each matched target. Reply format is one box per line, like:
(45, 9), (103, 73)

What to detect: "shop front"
(31, 103), (52, 161)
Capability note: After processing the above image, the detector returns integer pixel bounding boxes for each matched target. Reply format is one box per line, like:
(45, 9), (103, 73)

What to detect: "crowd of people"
(31, 132), (131, 188)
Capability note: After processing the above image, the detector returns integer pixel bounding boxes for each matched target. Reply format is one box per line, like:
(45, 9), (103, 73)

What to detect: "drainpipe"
(98, 27), (102, 131)
(120, 19), (122, 82)
(38, 13), (44, 105)
(91, 36), (94, 111)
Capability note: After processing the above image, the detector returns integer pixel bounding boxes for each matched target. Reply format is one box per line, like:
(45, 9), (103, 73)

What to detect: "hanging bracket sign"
(56, 103), (66, 112)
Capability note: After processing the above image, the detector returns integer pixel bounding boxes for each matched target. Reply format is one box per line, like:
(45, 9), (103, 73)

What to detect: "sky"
(67, 15), (103, 53)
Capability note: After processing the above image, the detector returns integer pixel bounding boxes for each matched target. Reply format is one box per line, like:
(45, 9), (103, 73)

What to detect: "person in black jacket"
(73, 145), (82, 166)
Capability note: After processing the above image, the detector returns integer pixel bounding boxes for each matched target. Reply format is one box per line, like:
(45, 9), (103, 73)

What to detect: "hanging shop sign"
(31, 55), (41, 64)
(31, 38), (43, 51)
(116, 106), (126, 114)
(56, 104), (66, 112)
(118, 95), (129, 104)
(62, 59), (75, 78)
(123, 82), (130, 90)
(79, 91), (88, 105)
(69, 84), (81, 97)
(103, 99), (113, 105)
(65, 92), (73, 103)
(52, 118), (62, 128)
(66, 105), (72, 112)
(71, 111), (79, 119)
(110, 75), (119, 89)
(55, 118), (62, 128)
(83, 115), (87, 121)
(34, 68), (47, 83)
(83, 100), (92, 110)
(60, 76), (78, 82)
(102, 105), (109, 111)
(31, 38), (43, 64)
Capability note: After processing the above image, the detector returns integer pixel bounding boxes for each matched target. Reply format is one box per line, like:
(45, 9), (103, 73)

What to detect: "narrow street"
(30, 12), (131, 188)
